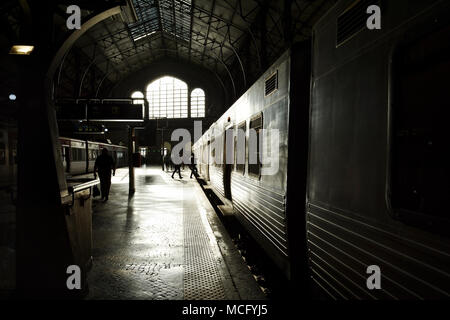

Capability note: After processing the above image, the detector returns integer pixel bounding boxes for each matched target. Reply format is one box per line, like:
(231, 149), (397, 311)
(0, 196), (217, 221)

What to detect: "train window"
(235, 121), (246, 173)
(392, 23), (450, 227)
(72, 148), (86, 161)
(71, 148), (77, 161)
(248, 114), (263, 177)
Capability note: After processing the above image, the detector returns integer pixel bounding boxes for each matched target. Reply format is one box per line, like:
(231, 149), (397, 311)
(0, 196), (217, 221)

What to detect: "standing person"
(163, 154), (170, 172)
(168, 156), (173, 171)
(190, 153), (198, 179)
(94, 148), (116, 201)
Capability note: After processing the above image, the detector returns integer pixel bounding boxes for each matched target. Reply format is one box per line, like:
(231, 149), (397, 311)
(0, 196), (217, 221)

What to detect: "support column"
(128, 126), (135, 194)
(16, 1), (75, 298)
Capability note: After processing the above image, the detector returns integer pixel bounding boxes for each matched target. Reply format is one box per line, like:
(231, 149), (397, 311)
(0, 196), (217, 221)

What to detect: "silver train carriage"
(307, 0), (450, 299)
(193, 42), (312, 283)
(59, 137), (128, 176)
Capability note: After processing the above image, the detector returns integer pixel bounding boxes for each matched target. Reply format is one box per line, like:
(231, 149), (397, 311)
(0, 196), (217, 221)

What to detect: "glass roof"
(130, 0), (192, 42)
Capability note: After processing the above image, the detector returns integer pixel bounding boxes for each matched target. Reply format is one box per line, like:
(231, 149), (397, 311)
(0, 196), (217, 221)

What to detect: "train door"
(205, 141), (210, 180)
(223, 126), (233, 200)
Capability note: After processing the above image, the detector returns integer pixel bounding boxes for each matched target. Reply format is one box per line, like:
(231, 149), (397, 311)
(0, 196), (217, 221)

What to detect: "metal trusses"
(51, 0), (337, 101)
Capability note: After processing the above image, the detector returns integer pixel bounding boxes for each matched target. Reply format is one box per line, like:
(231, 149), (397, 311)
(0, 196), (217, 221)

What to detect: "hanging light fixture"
(9, 45), (35, 55)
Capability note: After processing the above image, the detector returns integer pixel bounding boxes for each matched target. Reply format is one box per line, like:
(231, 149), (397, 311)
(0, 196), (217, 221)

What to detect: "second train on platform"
(59, 137), (128, 176)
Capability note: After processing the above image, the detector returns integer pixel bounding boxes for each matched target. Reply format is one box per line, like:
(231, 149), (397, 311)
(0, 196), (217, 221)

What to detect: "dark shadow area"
(201, 185), (294, 301)
(0, 187), (16, 299)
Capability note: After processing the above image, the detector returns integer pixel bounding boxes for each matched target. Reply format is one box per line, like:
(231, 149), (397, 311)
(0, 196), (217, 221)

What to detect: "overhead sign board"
(56, 102), (144, 122)
(87, 103), (144, 122)
(57, 103), (87, 121)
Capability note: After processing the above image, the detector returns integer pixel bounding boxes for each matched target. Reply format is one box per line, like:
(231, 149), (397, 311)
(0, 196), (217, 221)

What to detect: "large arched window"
(146, 76), (188, 119)
(131, 91), (145, 105)
(190, 88), (205, 118)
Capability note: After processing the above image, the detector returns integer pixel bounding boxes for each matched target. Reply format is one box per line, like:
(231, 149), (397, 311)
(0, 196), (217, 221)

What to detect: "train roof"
(59, 136), (127, 149)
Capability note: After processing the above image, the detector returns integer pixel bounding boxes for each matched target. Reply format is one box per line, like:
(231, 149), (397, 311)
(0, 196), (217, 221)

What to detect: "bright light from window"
(9, 94), (16, 101)
(146, 76), (188, 119)
(131, 91), (145, 105)
(190, 88), (205, 118)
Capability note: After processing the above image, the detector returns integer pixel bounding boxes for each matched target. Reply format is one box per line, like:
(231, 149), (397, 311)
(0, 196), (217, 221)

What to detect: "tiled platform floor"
(86, 166), (265, 300)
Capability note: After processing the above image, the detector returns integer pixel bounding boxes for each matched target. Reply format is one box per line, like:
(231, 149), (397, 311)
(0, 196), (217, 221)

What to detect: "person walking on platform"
(94, 148), (116, 201)
(170, 152), (183, 179)
(171, 163), (182, 179)
(190, 153), (198, 179)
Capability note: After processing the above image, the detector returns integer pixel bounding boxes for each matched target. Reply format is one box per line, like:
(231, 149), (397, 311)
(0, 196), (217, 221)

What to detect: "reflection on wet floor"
(87, 166), (263, 300)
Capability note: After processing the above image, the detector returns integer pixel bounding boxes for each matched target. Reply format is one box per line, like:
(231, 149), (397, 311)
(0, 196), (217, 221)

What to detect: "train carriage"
(59, 137), (128, 176)
(307, 0), (450, 299)
(194, 42), (312, 282)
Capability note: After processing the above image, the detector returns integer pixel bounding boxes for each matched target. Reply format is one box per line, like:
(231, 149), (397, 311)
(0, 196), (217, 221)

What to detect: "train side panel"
(195, 49), (298, 279)
(308, 0), (450, 299)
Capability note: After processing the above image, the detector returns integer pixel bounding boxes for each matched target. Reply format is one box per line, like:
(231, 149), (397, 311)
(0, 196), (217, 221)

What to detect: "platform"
(86, 166), (265, 300)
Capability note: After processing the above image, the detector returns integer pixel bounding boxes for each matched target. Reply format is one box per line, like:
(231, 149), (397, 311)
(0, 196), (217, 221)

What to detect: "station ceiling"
(1, 0), (337, 100)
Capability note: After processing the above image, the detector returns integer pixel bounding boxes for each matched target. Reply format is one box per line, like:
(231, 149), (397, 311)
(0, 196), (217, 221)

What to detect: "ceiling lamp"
(9, 45), (35, 55)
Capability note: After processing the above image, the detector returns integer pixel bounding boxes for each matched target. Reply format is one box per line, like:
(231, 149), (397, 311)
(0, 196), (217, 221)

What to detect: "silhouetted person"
(190, 153), (198, 179)
(172, 163), (182, 179)
(171, 151), (183, 179)
(163, 154), (171, 172)
(94, 148), (115, 201)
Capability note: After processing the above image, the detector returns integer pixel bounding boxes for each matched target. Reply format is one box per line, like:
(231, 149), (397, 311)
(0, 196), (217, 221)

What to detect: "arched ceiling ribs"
(200, 0), (216, 62)
(214, 0), (245, 89)
(78, 55), (99, 97)
(51, 0), (338, 102)
(212, 70), (229, 105)
(47, 6), (122, 81)
(96, 67), (117, 97)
